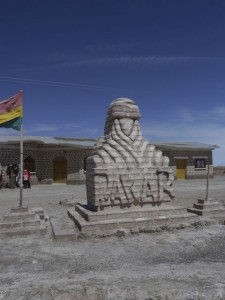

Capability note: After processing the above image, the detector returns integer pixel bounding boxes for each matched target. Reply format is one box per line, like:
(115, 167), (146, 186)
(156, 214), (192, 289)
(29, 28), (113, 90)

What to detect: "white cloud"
(25, 123), (80, 134)
(210, 107), (225, 118)
(0, 128), (19, 135)
(8, 55), (225, 74)
(59, 56), (225, 67)
(61, 56), (192, 67)
(26, 125), (57, 132)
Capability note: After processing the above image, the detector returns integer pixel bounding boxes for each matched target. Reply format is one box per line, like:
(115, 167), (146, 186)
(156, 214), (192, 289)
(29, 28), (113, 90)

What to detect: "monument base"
(188, 198), (225, 221)
(67, 203), (200, 236)
(87, 198), (171, 212)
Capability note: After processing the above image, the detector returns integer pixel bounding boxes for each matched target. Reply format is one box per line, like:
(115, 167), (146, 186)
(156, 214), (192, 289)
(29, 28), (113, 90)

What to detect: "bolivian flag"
(0, 91), (23, 131)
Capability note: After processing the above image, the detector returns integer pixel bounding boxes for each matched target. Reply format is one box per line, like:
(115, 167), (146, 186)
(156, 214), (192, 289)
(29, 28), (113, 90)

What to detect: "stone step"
(75, 204), (188, 222)
(0, 207), (47, 237)
(193, 203), (224, 210)
(68, 209), (199, 234)
(187, 207), (225, 217)
(50, 217), (79, 240)
(197, 198), (221, 205)
(30, 208), (45, 220)
(0, 216), (41, 229)
(0, 225), (47, 236)
(2, 212), (36, 222)
(67, 210), (83, 231)
(10, 206), (28, 213)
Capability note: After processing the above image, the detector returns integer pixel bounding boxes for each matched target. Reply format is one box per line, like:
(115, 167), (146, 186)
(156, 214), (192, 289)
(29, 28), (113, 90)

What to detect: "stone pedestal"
(188, 198), (225, 221)
(10, 206), (28, 213)
(67, 203), (199, 236)
(0, 207), (47, 236)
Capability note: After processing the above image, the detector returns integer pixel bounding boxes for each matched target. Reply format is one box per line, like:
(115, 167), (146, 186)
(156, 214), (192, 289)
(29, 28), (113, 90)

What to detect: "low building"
(0, 136), (218, 184)
(152, 141), (218, 179)
(0, 136), (94, 185)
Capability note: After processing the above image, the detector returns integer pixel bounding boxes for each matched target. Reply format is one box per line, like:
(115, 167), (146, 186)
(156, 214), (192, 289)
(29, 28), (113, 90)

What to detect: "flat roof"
(0, 136), (96, 148)
(150, 140), (219, 150)
(0, 136), (219, 150)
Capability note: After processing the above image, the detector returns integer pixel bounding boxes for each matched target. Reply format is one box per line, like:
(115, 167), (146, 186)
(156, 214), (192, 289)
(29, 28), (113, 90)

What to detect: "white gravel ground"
(0, 176), (225, 300)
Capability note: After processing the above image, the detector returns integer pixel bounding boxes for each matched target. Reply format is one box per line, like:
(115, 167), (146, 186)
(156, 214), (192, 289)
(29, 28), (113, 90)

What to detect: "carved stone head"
(104, 98), (141, 136)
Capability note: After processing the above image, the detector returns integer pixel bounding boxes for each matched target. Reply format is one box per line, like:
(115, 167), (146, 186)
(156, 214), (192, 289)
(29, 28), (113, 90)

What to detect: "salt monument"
(68, 99), (199, 235)
(86, 98), (175, 211)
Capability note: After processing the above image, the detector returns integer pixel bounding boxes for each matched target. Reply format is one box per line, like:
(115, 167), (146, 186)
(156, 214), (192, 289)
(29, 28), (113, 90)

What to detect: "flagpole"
(19, 91), (23, 207)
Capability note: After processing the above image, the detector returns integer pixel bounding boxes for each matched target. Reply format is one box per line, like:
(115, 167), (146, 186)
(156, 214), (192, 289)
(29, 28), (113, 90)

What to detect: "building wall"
(0, 144), (39, 166)
(158, 148), (213, 179)
(0, 143), (92, 184)
(0, 143), (214, 183)
(0, 145), (20, 165)
(35, 145), (92, 183)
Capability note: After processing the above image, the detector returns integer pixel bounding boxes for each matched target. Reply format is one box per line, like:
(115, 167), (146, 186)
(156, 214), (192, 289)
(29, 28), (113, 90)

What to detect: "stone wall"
(186, 165), (213, 179)
(36, 146), (92, 183)
(66, 149), (90, 184)
(157, 148), (213, 179)
(0, 143), (92, 184)
(0, 145), (20, 165)
(0, 142), (214, 183)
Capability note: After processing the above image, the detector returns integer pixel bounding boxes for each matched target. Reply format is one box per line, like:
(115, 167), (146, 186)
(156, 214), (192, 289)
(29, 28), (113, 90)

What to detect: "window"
(194, 158), (206, 169)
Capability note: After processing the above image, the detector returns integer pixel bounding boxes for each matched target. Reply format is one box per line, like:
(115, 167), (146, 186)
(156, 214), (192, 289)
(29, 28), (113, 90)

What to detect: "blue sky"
(0, 0), (225, 165)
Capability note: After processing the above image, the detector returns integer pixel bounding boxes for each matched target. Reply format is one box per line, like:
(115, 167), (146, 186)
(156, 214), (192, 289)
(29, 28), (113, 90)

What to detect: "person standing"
(23, 169), (29, 189)
(13, 164), (20, 188)
(27, 170), (31, 188)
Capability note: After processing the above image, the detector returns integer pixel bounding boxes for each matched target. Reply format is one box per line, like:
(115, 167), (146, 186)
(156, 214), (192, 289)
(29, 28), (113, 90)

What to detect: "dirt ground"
(0, 177), (225, 300)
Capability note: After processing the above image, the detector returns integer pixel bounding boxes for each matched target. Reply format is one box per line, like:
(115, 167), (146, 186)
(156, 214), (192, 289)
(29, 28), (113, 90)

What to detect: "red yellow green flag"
(0, 91), (23, 131)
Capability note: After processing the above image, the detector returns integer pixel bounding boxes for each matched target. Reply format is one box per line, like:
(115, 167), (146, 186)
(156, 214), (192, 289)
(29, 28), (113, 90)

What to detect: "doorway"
(24, 156), (35, 172)
(53, 157), (67, 183)
(176, 159), (186, 179)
